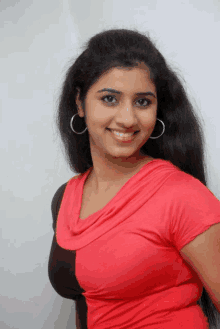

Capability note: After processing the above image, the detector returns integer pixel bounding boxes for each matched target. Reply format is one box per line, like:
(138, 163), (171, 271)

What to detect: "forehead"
(90, 64), (156, 93)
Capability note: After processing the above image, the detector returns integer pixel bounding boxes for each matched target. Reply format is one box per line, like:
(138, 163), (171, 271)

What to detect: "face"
(76, 63), (157, 163)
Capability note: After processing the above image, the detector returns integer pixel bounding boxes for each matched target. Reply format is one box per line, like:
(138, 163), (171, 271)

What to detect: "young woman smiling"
(48, 28), (220, 328)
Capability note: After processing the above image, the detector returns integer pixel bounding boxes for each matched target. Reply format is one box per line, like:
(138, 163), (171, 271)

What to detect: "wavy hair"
(56, 28), (218, 327)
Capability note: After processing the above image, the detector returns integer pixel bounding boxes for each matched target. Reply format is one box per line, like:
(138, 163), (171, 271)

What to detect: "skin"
(75, 62), (158, 194)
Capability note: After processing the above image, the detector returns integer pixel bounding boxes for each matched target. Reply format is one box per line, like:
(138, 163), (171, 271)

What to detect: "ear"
(75, 88), (85, 118)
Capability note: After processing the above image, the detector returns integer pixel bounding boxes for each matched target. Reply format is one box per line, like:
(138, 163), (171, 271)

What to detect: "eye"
(101, 95), (152, 107)
(137, 98), (152, 107)
(102, 95), (117, 104)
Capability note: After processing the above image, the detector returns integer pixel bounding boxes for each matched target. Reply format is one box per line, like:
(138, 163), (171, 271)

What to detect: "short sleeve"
(51, 183), (68, 232)
(170, 174), (220, 251)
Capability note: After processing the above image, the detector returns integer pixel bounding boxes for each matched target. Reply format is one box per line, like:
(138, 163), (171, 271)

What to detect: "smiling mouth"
(106, 128), (139, 142)
(107, 128), (139, 135)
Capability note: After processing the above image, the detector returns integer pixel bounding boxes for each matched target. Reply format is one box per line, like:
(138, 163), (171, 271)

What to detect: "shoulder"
(52, 174), (82, 204)
(159, 171), (220, 218)
(51, 174), (83, 229)
(163, 170), (213, 197)
(52, 182), (68, 207)
(51, 182), (68, 230)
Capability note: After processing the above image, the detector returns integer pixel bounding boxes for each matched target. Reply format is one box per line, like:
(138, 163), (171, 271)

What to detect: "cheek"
(90, 106), (112, 125)
(139, 113), (157, 129)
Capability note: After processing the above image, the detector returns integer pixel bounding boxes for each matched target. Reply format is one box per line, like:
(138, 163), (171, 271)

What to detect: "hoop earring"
(149, 118), (165, 139)
(70, 113), (88, 134)
(69, 115), (165, 138)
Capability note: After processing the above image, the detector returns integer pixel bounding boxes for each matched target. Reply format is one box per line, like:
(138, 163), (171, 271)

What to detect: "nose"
(115, 106), (138, 127)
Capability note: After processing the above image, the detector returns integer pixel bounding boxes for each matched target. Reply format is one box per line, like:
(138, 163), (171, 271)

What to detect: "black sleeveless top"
(48, 183), (87, 328)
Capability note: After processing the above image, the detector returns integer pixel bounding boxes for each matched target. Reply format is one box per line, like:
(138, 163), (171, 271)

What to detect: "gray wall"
(0, 0), (220, 328)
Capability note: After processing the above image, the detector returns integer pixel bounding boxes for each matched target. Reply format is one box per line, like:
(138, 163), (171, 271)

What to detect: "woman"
(48, 28), (220, 328)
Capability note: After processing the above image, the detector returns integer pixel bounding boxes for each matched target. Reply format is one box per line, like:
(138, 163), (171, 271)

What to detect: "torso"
(79, 157), (154, 220)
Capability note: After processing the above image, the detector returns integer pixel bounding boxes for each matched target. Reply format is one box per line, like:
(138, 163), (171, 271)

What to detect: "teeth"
(112, 130), (134, 137)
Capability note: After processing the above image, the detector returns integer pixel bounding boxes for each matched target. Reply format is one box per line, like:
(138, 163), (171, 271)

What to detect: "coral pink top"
(54, 159), (220, 328)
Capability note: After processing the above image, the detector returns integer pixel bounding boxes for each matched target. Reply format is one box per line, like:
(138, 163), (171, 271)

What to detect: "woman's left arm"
(180, 222), (220, 313)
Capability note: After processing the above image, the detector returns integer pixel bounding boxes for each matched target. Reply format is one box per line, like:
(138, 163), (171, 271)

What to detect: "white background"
(0, 0), (220, 328)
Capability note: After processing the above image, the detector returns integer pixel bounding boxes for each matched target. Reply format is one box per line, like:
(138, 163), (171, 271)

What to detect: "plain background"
(0, 0), (220, 328)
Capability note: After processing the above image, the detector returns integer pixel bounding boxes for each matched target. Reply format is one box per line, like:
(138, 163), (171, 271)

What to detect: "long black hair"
(55, 28), (219, 327)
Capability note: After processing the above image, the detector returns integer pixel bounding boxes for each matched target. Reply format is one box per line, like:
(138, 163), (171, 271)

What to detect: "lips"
(107, 128), (140, 143)
(107, 129), (139, 134)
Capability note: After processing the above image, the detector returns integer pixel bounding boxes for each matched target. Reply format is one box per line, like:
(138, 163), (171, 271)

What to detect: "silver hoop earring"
(149, 118), (165, 139)
(70, 113), (88, 135)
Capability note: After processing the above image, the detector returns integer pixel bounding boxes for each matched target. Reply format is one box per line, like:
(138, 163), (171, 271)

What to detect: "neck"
(88, 149), (152, 194)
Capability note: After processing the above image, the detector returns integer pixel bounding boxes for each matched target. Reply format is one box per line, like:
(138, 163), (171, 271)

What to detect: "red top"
(56, 159), (220, 328)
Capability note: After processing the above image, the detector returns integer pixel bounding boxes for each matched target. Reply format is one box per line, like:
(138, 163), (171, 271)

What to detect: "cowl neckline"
(56, 159), (181, 250)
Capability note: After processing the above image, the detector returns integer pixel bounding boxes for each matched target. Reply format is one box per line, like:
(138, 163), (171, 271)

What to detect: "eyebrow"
(97, 88), (156, 98)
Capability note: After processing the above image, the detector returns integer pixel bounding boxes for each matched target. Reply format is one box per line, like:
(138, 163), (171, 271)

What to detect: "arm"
(49, 182), (88, 328)
(180, 223), (220, 313)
